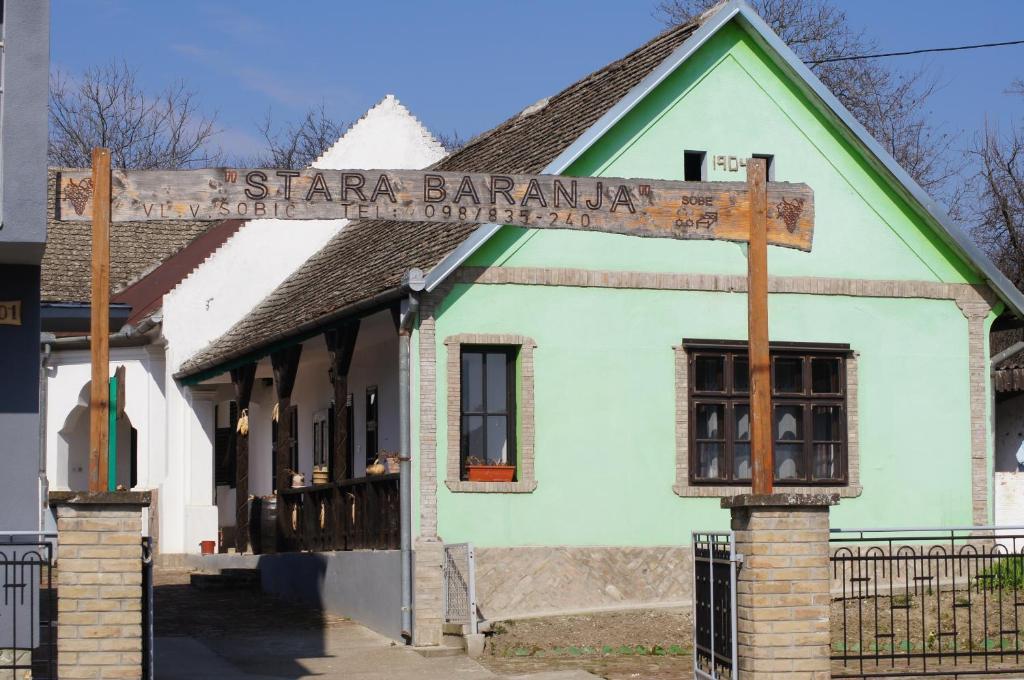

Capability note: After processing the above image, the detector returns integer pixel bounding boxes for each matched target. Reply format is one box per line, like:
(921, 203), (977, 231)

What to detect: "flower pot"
(199, 540), (216, 555)
(467, 465), (516, 482)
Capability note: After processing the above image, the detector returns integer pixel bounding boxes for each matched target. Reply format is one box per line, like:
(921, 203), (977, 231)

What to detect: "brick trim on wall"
(443, 333), (538, 493)
(672, 345), (862, 498)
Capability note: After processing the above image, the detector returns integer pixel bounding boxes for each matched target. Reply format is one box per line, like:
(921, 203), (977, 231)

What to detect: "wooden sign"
(57, 168), (815, 250)
(0, 300), (22, 326)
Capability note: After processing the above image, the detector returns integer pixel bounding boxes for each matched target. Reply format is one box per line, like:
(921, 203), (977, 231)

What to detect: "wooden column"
(324, 321), (360, 481)
(89, 148), (111, 493)
(747, 158), (773, 495)
(271, 345), (303, 493)
(231, 363), (256, 553)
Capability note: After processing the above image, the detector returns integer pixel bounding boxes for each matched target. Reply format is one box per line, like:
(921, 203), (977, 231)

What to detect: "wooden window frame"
(458, 345), (518, 481)
(685, 340), (851, 487)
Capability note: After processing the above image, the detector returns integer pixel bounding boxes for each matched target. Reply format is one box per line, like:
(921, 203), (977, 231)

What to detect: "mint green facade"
(411, 20), (997, 547)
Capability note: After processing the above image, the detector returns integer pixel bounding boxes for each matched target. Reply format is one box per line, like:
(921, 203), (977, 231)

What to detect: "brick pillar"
(412, 538), (444, 646)
(50, 491), (151, 680)
(723, 493), (838, 680)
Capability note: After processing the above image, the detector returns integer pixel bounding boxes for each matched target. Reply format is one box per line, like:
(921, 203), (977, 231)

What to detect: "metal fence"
(0, 532), (57, 680)
(442, 543), (478, 635)
(693, 531), (738, 680)
(831, 525), (1024, 678)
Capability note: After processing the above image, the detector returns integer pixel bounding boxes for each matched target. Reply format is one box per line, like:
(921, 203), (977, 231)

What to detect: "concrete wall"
(258, 550), (402, 641)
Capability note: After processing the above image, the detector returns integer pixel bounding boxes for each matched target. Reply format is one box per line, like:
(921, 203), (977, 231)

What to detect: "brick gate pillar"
(50, 491), (151, 680)
(722, 493), (838, 680)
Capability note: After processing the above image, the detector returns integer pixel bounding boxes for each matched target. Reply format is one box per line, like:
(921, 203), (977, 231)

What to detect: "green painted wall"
(414, 19), (992, 545)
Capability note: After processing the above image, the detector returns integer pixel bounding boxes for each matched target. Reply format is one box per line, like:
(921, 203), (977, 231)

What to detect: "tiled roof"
(993, 328), (1024, 393)
(175, 19), (703, 378)
(42, 171), (211, 304)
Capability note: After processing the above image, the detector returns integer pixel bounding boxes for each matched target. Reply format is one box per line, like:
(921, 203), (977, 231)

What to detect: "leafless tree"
(655, 0), (958, 194)
(49, 61), (220, 169)
(434, 129), (468, 153)
(965, 82), (1024, 286)
(245, 104), (348, 169)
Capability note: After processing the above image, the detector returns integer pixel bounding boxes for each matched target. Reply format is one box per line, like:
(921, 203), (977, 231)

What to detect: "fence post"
(50, 490), (151, 680)
(722, 492), (838, 680)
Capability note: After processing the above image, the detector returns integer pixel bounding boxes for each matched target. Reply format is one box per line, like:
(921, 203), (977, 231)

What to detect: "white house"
(43, 95), (447, 554)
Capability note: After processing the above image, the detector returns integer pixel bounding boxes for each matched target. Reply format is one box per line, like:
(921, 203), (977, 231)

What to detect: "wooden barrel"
(259, 496), (277, 554)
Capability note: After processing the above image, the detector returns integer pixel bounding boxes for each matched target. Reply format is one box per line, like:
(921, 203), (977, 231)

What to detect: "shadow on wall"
(58, 380), (137, 490)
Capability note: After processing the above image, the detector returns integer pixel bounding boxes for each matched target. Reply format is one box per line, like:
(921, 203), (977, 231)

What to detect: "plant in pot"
(465, 456), (516, 482)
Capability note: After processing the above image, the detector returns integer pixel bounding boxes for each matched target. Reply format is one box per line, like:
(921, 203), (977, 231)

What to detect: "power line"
(809, 38), (1024, 64)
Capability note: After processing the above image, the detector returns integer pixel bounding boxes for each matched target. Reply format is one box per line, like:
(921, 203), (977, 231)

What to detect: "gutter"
(992, 341), (1024, 369)
(46, 313), (163, 351)
(397, 268), (425, 644)
(39, 334), (53, 531)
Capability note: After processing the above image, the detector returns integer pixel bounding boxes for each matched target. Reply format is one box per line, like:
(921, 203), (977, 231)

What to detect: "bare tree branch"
(242, 103), (348, 170)
(48, 61), (220, 169)
(654, 0), (959, 194)
(433, 129), (468, 153)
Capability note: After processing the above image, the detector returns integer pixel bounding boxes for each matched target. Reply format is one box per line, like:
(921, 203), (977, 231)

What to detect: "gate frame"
(442, 542), (478, 635)
(692, 530), (740, 680)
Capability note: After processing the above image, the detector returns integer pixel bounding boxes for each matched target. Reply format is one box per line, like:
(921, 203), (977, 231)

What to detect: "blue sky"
(52, 1), (1024, 171)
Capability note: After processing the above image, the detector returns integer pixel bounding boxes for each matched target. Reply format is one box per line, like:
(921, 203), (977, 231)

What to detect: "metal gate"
(442, 543), (478, 634)
(693, 531), (739, 680)
(0, 532), (57, 680)
(141, 536), (154, 680)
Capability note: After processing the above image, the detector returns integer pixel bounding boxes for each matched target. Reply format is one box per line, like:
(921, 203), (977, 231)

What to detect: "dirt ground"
(476, 608), (694, 680)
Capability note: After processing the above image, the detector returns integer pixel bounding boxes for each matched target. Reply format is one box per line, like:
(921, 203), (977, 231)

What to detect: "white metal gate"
(693, 531), (739, 680)
(442, 542), (478, 634)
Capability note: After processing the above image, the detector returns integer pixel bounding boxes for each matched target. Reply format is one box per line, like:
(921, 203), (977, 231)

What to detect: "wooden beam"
(230, 363), (257, 553)
(271, 345), (303, 494)
(324, 321), (360, 481)
(89, 148), (111, 493)
(747, 158), (773, 496)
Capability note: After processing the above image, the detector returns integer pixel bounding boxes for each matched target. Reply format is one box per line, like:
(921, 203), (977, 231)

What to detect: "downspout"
(992, 341), (1024, 369)
(398, 268), (425, 644)
(39, 333), (54, 531)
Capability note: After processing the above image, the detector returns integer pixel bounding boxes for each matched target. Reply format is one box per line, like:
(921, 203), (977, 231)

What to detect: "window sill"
(673, 483), (862, 499)
(445, 480), (538, 494)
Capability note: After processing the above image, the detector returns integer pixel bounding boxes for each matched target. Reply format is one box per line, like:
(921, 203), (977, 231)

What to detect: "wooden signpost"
(78, 153), (804, 495)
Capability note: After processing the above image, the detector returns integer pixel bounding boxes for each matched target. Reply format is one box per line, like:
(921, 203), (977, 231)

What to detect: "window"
(753, 153), (775, 180)
(459, 346), (517, 481)
(214, 401), (238, 487)
(365, 386), (378, 468)
(684, 150), (706, 182)
(686, 341), (849, 485)
(313, 409), (329, 468)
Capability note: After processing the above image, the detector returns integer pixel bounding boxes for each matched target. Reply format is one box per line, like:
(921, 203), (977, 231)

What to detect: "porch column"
(230, 363), (256, 553)
(723, 493), (837, 680)
(324, 320), (359, 481)
(271, 345), (302, 551)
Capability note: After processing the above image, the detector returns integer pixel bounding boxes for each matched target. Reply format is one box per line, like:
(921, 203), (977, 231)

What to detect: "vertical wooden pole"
(89, 148), (111, 493)
(747, 158), (773, 495)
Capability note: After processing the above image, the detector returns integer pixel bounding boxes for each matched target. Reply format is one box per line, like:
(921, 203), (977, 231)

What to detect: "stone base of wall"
(474, 546), (692, 621)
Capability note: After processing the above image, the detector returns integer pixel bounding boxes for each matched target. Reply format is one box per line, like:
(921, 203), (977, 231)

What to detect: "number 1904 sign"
(57, 168), (814, 250)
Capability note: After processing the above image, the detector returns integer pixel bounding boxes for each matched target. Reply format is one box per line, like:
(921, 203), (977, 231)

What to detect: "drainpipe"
(992, 341), (1024, 368)
(39, 333), (54, 531)
(398, 268), (425, 644)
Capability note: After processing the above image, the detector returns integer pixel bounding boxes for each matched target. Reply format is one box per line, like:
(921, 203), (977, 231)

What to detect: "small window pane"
(775, 443), (803, 480)
(773, 357), (803, 393)
(734, 404), (750, 441)
(734, 356), (749, 392)
(463, 415), (484, 459)
(695, 356), (725, 392)
(462, 352), (484, 411)
(695, 403), (724, 439)
(486, 416), (508, 465)
(734, 444), (751, 480)
(813, 405), (842, 441)
(696, 442), (724, 479)
(812, 358), (841, 394)
(813, 443), (839, 480)
(775, 405), (802, 441)
(486, 352), (508, 411)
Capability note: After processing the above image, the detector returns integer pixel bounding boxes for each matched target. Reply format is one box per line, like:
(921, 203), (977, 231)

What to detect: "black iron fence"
(277, 474), (400, 553)
(693, 531), (737, 680)
(831, 525), (1024, 678)
(0, 533), (57, 680)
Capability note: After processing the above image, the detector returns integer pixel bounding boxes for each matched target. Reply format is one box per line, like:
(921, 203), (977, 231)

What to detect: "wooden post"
(231, 364), (256, 553)
(324, 321), (360, 481)
(89, 148), (111, 493)
(747, 158), (773, 495)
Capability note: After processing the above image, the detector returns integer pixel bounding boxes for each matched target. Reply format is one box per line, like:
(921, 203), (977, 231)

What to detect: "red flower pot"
(467, 465), (516, 482)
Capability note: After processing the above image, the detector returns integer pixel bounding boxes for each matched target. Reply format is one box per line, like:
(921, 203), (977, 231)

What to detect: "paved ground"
(152, 567), (600, 680)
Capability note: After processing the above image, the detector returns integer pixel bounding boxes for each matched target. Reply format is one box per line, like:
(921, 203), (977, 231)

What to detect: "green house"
(176, 0), (1024, 644)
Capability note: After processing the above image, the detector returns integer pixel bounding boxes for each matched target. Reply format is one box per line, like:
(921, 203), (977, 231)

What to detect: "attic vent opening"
(684, 150), (706, 182)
